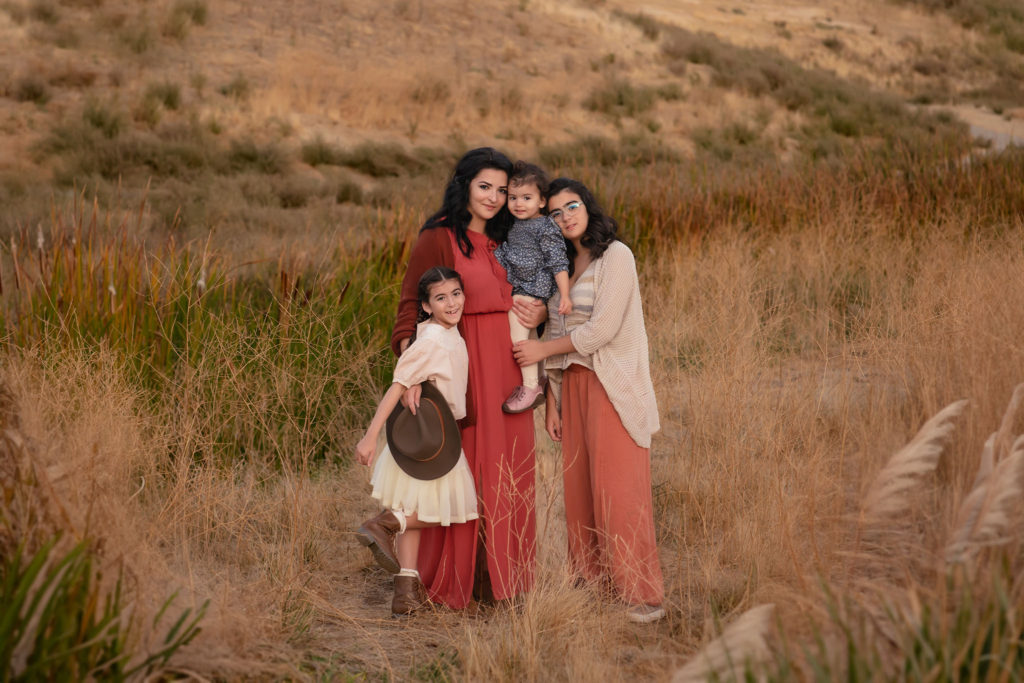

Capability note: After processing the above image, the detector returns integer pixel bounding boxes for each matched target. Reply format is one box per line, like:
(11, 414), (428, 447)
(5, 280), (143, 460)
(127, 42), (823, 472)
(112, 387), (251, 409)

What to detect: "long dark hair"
(416, 266), (464, 324)
(546, 177), (618, 275)
(422, 147), (513, 257)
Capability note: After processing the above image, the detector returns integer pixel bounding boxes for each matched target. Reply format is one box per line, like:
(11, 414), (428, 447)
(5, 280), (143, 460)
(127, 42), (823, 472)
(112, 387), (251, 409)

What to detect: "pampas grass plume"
(673, 604), (776, 683)
(945, 435), (1024, 564)
(861, 400), (968, 523)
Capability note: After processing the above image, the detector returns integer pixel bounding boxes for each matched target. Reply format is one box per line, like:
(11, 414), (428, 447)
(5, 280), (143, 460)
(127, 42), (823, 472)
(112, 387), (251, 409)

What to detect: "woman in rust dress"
(390, 147), (546, 608)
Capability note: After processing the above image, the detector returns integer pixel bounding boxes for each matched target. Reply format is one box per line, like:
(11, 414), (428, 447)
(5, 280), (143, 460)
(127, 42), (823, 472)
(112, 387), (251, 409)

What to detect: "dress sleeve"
(539, 218), (569, 274)
(390, 228), (454, 356)
(391, 336), (442, 387)
(569, 243), (635, 356)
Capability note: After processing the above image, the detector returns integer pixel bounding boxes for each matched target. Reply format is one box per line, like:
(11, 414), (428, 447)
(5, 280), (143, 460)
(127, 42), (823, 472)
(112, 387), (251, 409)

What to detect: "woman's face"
(547, 190), (588, 244)
(466, 168), (508, 225)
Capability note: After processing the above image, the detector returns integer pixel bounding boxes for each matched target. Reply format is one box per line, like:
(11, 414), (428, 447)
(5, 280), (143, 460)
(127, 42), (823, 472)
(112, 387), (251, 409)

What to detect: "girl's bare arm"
(356, 382), (407, 465)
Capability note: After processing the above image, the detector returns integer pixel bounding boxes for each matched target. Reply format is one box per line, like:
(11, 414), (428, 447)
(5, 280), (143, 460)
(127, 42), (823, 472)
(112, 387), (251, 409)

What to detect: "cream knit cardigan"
(548, 240), (660, 448)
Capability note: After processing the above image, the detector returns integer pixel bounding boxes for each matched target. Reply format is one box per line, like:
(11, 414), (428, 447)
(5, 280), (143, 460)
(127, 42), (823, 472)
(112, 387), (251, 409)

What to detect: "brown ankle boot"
(356, 510), (401, 574)
(392, 574), (427, 616)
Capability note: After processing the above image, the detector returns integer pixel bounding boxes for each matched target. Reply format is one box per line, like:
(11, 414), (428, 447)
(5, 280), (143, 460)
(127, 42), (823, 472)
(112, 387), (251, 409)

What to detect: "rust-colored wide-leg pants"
(560, 365), (664, 606)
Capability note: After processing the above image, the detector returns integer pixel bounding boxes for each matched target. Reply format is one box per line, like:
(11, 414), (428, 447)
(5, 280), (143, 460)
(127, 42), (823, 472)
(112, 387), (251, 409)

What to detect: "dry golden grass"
(4, 203), (1024, 678)
(3, 0), (1024, 678)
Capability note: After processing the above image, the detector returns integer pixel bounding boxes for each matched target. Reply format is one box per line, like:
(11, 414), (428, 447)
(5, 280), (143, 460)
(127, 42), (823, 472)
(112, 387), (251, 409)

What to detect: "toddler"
(494, 161), (571, 414)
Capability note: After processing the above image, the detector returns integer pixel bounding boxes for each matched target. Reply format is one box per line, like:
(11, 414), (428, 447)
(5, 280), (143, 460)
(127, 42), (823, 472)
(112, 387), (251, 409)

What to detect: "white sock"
(397, 568), (420, 579)
(391, 509), (407, 533)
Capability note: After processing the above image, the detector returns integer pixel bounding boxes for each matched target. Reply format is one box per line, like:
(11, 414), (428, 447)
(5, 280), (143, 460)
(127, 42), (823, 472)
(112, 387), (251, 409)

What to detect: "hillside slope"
(0, 0), (1020, 247)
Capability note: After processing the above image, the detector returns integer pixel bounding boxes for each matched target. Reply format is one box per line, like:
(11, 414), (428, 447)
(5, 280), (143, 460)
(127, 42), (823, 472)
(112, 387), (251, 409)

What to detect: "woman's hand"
(356, 433), (376, 466)
(400, 383), (421, 414)
(512, 296), (547, 329)
(545, 393), (561, 442)
(513, 340), (547, 367)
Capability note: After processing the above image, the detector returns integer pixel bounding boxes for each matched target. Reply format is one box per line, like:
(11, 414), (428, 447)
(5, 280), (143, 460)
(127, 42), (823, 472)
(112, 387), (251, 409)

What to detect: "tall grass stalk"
(2, 147), (1024, 678)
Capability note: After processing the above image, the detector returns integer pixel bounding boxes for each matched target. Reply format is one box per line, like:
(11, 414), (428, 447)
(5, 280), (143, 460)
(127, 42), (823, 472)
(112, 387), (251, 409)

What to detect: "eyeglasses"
(548, 201), (582, 224)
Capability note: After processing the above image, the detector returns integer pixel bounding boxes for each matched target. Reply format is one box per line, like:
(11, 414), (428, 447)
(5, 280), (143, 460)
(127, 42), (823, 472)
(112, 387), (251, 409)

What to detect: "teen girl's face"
(507, 181), (545, 221)
(422, 278), (465, 329)
(548, 190), (588, 245)
(466, 168), (508, 228)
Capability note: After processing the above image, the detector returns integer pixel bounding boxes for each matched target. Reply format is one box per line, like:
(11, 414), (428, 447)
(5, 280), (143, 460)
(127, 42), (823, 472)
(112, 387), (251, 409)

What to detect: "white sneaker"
(626, 604), (666, 624)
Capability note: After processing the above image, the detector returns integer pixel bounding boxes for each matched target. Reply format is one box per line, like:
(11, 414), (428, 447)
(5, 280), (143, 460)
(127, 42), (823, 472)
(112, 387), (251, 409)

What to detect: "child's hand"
(401, 384), (421, 415)
(355, 434), (376, 466)
(513, 339), (545, 367)
(557, 296), (573, 316)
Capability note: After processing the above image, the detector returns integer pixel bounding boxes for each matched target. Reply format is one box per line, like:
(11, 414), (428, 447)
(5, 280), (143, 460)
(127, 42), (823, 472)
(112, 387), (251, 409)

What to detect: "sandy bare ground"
(945, 104), (1024, 150)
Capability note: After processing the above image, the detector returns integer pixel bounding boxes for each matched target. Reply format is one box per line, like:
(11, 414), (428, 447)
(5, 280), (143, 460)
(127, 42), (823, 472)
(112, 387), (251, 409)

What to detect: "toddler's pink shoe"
(502, 384), (545, 414)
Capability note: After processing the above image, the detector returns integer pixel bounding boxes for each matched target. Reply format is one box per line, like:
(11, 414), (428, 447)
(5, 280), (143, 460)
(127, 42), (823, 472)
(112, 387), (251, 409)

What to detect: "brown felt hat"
(385, 382), (461, 481)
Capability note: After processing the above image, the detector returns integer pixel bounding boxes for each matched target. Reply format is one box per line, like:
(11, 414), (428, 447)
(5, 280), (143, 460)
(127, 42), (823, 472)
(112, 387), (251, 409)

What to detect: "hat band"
(414, 400), (447, 463)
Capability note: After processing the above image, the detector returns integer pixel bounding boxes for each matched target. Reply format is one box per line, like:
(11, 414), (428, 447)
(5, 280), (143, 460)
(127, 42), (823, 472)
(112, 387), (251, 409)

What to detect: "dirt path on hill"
(947, 105), (1024, 151)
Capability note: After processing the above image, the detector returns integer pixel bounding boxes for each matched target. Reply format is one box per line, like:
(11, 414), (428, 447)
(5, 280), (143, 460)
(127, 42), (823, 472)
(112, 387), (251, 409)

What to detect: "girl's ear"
(422, 301), (432, 316)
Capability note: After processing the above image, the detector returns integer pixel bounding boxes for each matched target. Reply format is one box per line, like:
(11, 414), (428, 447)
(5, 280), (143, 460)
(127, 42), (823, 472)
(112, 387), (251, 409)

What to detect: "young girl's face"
(507, 181), (545, 221)
(422, 278), (465, 329)
(548, 190), (588, 244)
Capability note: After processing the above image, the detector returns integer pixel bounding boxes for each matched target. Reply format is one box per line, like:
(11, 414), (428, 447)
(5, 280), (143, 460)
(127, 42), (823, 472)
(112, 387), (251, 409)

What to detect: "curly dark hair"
(546, 177), (618, 275)
(421, 147), (513, 257)
(415, 266), (464, 324)
(509, 160), (550, 197)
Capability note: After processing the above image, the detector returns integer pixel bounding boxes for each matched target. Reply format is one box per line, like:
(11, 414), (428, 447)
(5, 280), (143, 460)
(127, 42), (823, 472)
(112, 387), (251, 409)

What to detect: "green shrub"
(119, 19), (153, 54)
(692, 126), (744, 161)
(539, 133), (678, 169)
(83, 98), (124, 138)
(663, 30), (722, 66)
(227, 139), (285, 174)
(656, 82), (685, 101)
(822, 36), (843, 51)
(0, 535), (207, 680)
(339, 141), (425, 177)
(335, 180), (363, 204)
(134, 96), (162, 127)
(583, 79), (658, 117)
(47, 65), (97, 88)
(275, 176), (323, 208)
(29, 0), (58, 24)
(614, 10), (660, 40)
(219, 73), (251, 100)
(410, 78), (450, 104)
(300, 136), (344, 166)
(162, 0), (205, 39)
(145, 81), (182, 110)
(174, 0), (206, 24)
(13, 76), (50, 104)
(161, 9), (189, 40)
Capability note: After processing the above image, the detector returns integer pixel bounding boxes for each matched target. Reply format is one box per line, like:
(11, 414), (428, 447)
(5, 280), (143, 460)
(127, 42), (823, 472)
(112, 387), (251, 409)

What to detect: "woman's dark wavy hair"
(546, 177), (618, 275)
(415, 266), (463, 324)
(421, 147), (513, 257)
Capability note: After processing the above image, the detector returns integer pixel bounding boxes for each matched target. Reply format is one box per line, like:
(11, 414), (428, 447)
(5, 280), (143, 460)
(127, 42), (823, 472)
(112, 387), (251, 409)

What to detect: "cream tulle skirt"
(370, 447), (479, 525)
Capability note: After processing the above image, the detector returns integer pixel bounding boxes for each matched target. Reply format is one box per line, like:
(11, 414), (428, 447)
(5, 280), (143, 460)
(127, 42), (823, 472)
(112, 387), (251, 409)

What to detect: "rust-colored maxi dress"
(390, 227), (536, 608)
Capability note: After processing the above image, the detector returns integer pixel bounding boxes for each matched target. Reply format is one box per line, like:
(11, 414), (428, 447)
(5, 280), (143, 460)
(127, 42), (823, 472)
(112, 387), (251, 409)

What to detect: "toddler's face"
(507, 182), (546, 221)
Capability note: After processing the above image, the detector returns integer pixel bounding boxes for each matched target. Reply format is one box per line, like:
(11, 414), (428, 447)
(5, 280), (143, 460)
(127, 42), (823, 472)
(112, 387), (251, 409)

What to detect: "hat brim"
(385, 382), (462, 481)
